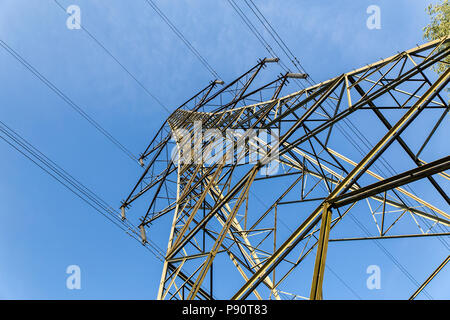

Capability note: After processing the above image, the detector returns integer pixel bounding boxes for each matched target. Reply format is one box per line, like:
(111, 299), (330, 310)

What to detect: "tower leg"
(310, 203), (332, 300)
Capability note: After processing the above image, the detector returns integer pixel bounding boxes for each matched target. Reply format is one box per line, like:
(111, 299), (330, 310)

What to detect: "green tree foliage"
(423, 0), (450, 74)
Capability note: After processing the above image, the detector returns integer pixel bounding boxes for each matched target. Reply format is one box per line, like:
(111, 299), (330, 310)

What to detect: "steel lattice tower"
(121, 37), (450, 300)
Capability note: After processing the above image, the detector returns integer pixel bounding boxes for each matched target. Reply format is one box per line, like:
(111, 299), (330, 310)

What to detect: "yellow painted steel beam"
(187, 167), (258, 299)
(310, 203), (332, 300)
(326, 148), (449, 220)
(409, 255), (450, 300)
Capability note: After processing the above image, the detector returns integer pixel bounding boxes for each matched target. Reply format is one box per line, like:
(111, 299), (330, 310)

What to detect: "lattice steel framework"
(121, 37), (450, 300)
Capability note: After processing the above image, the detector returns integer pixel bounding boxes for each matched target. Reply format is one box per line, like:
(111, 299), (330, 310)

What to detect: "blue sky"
(0, 0), (448, 299)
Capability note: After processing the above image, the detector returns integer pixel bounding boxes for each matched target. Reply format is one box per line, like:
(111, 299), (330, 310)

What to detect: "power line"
(226, 0), (306, 90)
(227, 0), (276, 59)
(52, 0), (170, 115)
(143, 0), (221, 80)
(0, 119), (165, 261)
(243, 0), (307, 75)
(0, 39), (139, 163)
(325, 264), (362, 300)
(349, 213), (434, 300)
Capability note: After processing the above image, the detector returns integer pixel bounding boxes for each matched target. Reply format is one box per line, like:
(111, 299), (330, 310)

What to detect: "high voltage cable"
(0, 120), (166, 261)
(243, 0), (308, 76)
(349, 213), (434, 300)
(143, 0), (221, 80)
(226, 0), (306, 89)
(227, 0), (277, 59)
(0, 119), (214, 295)
(324, 265), (362, 300)
(0, 39), (139, 163)
(52, 0), (170, 115)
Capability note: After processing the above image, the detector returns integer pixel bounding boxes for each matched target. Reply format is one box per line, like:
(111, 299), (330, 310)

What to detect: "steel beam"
(409, 255), (450, 300)
(331, 156), (450, 210)
(310, 203), (332, 300)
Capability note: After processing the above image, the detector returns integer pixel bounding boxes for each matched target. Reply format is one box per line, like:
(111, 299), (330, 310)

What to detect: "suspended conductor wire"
(349, 213), (434, 300)
(226, 0), (306, 90)
(0, 120), (166, 262)
(143, 0), (221, 80)
(52, 0), (170, 115)
(0, 39), (139, 163)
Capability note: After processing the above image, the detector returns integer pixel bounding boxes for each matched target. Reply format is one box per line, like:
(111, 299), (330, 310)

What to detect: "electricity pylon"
(121, 37), (450, 300)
